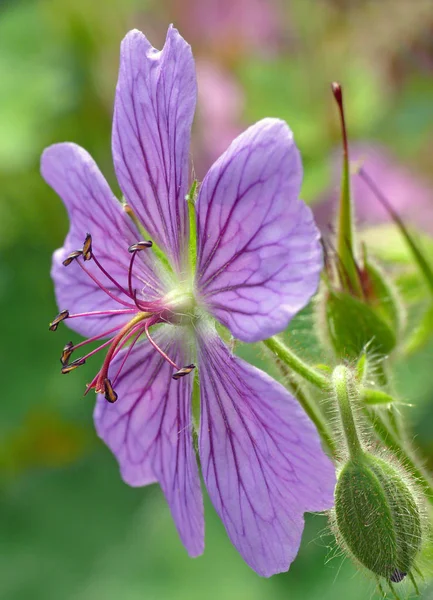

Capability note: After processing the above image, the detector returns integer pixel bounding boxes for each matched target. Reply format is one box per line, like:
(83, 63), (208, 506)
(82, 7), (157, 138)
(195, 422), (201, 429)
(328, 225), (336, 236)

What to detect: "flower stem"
(274, 360), (337, 458)
(264, 335), (433, 501)
(263, 337), (330, 391)
(332, 366), (363, 460)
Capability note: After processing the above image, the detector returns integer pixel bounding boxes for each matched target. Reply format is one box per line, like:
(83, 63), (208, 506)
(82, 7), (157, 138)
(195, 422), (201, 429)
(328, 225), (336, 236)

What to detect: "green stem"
(332, 366), (363, 459)
(263, 337), (330, 391)
(264, 335), (433, 502)
(274, 360), (337, 458)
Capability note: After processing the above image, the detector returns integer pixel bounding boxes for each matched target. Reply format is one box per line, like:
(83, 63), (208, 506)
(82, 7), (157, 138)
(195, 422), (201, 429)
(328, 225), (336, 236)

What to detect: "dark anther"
(172, 364), (196, 380)
(60, 341), (74, 366)
(128, 241), (153, 252)
(390, 569), (407, 583)
(82, 233), (93, 261)
(104, 378), (118, 403)
(61, 357), (86, 374)
(62, 250), (83, 267)
(49, 309), (69, 331)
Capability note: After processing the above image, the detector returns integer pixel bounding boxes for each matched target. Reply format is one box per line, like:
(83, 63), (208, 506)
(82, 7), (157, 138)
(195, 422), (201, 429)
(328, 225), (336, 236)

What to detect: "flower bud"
(334, 453), (422, 582)
(320, 82), (405, 361)
(323, 286), (397, 360)
(319, 247), (406, 361)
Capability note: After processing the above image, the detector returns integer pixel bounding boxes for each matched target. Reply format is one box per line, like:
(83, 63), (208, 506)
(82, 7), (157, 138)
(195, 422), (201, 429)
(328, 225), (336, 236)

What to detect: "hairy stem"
(263, 337), (330, 391)
(274, 359), (337, 458)
(333, 366), (364, 460)
(265, 335), (433, 501)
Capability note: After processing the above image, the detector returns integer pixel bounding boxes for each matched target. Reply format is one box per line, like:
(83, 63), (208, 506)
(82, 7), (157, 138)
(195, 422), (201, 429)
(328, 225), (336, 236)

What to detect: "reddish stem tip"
(331, 81), (348, 157)
(331, 81), (343, 106)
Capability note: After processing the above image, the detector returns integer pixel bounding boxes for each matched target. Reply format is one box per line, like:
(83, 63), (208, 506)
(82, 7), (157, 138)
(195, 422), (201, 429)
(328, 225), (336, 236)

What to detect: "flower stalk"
(332, 366), (363, 459)
(265, 334), (433, 503)
(272, 359), (337, 458)
(263, 336), (330, 391)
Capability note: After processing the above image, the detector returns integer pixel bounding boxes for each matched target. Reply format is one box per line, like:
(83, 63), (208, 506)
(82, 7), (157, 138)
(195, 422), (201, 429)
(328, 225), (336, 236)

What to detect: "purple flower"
(42, 27), (335, 576)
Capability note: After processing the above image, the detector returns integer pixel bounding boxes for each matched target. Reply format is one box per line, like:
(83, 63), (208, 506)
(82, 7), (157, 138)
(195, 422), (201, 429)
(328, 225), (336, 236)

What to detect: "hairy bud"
(319, 252), (404, 361)
(334, 453), (422, 582)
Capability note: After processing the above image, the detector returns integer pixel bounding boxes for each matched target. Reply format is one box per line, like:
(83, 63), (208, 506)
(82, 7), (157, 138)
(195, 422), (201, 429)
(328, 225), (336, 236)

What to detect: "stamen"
(91, 253), (131, 298)
(82, 233), (92, 261)
(61, 341), (74, 366)
(94, 313), (149, 392)
(172, 364), (196, 380)
(76, 260), (135, 308)
(76, 338), (114, 362)
(68, 309), (136, 319)
(103, 378), (118, 403)
(128, 241), (153, 252)
(112, 325), (145, 386)
(144, 319), (179, 370)
(61, 357), (86, 374)
(63, 250), (83, 267)
(49, 309), (69, 331)
(71, 324), (123, 351)
(127, 248), (151, 313)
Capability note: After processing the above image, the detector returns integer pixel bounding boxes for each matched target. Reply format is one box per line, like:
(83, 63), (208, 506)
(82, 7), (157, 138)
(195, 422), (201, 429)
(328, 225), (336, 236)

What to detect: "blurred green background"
(1, 0), (433, 598)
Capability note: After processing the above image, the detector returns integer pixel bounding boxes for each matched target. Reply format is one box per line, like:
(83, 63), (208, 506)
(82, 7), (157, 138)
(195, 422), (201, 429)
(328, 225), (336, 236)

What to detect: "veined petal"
(112, 26), (196, 270)
(41, 143), (164, 338)
(197, 328), (335, 576)
(195, 119), (322, 342)
(94, 327), (204, 557)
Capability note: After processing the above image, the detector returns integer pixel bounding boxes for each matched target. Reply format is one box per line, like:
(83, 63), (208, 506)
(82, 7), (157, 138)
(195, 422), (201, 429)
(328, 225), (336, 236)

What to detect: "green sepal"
(335, 453), (422, 581)
(324, 288), (396, 360)
(191, 368), (201, 433)
(186, 180), (198, 276)
(361, 388), (395, 405)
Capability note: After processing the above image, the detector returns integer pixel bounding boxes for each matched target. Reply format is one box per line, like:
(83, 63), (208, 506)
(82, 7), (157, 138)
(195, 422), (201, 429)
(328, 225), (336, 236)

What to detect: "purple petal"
(41, 143), (164, 338)
(197, 328), (335, 576)
(196, 118), (322, 343)
(94, 327), (204, 557)
(112, 26), (196, 270)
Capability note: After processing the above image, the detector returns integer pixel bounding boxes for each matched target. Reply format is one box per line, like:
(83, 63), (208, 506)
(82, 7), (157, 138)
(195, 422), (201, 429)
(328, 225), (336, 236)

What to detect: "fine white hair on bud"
(333, 453), (423, 585)
(330, 365), (425, 591)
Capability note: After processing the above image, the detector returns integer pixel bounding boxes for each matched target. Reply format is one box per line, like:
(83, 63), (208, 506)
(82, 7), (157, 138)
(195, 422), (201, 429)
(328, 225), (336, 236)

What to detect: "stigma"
(49, 234), (195, 402)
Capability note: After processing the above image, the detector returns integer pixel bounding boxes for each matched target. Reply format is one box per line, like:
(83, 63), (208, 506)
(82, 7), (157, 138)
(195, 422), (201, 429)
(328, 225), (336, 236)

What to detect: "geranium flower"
(42, 26), (335, 576)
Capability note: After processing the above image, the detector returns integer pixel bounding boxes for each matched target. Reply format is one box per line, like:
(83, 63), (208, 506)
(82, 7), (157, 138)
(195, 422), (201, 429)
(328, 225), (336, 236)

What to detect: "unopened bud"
(334, 453), (422, 582)
(323, 288), (396, 360)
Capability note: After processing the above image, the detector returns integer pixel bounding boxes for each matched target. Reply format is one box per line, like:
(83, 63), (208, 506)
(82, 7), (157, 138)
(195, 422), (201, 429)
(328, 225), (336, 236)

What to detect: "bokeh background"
(1, 0), (433, 598)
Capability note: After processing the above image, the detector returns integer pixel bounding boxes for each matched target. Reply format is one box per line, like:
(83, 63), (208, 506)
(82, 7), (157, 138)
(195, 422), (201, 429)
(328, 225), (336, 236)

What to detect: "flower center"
(49, 234), (195, 403)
